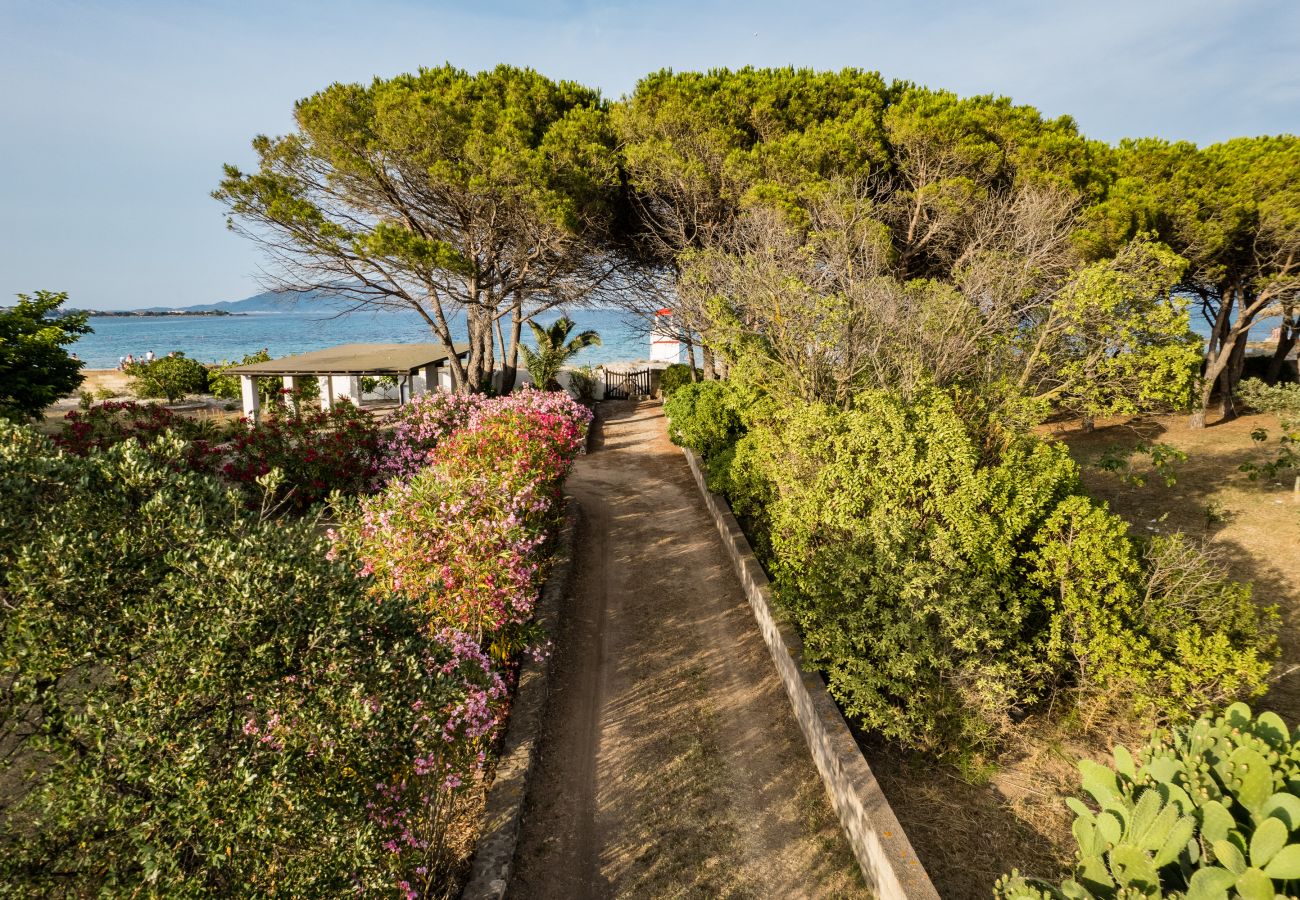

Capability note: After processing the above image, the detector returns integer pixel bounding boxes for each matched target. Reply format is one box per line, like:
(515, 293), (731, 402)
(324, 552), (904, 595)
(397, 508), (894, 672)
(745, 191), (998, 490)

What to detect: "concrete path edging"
(461, 500), (581, 900)
(682, 447), (940, 900)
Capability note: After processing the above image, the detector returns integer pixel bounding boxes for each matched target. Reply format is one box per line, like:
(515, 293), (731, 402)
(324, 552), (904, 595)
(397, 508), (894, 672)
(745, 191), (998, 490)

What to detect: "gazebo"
(224, 342), (470, 422)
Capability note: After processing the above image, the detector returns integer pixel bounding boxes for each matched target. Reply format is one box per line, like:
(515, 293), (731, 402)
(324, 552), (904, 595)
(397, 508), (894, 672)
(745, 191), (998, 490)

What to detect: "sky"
(1, 0), (1296, 310)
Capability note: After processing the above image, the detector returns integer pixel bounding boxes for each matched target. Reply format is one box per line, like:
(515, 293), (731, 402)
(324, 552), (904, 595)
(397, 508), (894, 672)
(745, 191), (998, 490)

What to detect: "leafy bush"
(377, 390), (484, 482)
(728, 391), (1275, 756)
(337, 390), (591, 652)
(659, 363), (700, 398)
(998, 703), (1300, 900)
(1237, 379), (1300, 482)
(53, 400), (229, 469)
(0, 424), (501, 896)
(127, 354), (210, 402)
(222, 399), (381, 509)
(1238, 378), (1300, 426)
(0, 290), (88, 420)
(567, 364), (597, 402)
(664, 380), (744, 460)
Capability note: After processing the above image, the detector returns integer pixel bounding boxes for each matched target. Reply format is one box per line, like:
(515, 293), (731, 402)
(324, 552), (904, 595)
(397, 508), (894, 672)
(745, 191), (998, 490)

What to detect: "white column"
(317, 376), (333, 411)
(330, 375), (360, 405)
(239, 375), (261, 423)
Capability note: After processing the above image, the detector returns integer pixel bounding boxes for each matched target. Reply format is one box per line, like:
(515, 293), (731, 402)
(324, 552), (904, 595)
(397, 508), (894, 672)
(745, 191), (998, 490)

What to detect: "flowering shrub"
(0, 423), (501, 896)
(222, 397), (381, 510)
(377, 390), (484, 481)
(338, 390), (591, 647)
(54, 400), (229, 470)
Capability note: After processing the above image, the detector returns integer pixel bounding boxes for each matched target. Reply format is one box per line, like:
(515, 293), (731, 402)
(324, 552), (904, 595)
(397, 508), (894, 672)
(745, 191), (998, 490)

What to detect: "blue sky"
(1, 0), (1296, 310)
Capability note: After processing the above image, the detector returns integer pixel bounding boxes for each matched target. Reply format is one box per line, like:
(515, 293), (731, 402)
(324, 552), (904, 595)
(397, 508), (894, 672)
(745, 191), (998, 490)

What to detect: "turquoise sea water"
(73, 307), (653, 370)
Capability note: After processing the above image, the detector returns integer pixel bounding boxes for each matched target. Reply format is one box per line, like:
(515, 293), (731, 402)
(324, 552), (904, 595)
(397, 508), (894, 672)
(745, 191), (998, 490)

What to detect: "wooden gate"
(604, 367), (653, 400)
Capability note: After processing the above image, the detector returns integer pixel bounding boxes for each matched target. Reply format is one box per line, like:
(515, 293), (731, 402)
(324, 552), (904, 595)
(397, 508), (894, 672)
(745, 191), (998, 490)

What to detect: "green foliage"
(663, 380), (745, 461)
(658, 363), (699, 398)
(359, 374), (398, 394)
(997, 703), (1300, 900)
(0, 291), (89, 420)
(566, 364), (597, 402)
(521, 316), (601, 390)
(1097, 442), (1189, 487)
(1030, 503), (1274, 719)
(0, 424), (497, 895)
(717, 391), (1274, 756)
(1237, 379), (1300, 482)
(207, 348), (313, 405)
(1049, 240), (1201, 420)
(127, 354), (210, 402)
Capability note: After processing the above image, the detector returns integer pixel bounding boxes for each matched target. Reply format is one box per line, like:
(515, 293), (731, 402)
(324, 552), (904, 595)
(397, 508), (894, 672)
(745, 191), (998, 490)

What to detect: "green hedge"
(0, 424), (496, 895)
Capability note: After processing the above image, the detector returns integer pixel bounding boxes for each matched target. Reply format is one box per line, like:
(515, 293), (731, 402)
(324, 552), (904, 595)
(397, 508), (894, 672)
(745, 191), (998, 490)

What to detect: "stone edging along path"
(461, 500), (581, 900)
(682, 447), (940, 900)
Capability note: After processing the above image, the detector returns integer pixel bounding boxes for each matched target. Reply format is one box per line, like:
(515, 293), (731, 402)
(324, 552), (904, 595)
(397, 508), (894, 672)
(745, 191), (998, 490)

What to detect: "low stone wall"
(461, 501), (581, 900)
(682, 448), (939, 900)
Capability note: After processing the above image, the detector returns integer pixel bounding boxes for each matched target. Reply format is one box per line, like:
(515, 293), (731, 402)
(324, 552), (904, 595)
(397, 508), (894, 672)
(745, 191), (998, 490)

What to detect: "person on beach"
(118, 355), (126, 369)
(146, 350), (155, 362)
(124, 353), (134, 368)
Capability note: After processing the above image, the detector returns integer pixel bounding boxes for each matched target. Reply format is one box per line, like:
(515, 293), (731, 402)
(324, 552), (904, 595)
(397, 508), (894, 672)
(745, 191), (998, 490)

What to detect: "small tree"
(520, 317), (600, 390)
(0, 291), (89, 420)
(128, 355), (210, 403)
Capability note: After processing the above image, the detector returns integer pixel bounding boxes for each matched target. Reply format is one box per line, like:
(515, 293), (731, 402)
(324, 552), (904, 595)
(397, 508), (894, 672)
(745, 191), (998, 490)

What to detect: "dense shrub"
(658, 363), (700, 398)
(222, 399), (381, 509)
(53, 400), (229, 468)
(725, 391), (1275, 756)
(337, 390), (591, 652)
(377, 390), (483, 481)
(127, 354), (211, 402)
(998, 703), (1300, 899)
(664, 379), (744, 460)
(567, 364), (597, 402)
(0, 424), (501, 896)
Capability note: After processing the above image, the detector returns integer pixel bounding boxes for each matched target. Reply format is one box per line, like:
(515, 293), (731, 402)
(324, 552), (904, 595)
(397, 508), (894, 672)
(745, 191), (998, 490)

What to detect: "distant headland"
(77, 309), (243, 318)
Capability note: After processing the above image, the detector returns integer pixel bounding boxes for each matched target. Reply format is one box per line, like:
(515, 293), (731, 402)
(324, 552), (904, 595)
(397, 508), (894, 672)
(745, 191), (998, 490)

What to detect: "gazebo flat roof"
(225, 342), (470, 376)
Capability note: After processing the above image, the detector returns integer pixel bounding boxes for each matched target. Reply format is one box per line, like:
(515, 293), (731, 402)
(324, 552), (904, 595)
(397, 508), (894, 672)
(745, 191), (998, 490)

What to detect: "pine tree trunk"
(684, 336), (699, 381)
(702, 344), (716, 380)
(1220, 332), (1249, 421)
(499, 302), (523, 394)
(1267, 315), (1298, 383)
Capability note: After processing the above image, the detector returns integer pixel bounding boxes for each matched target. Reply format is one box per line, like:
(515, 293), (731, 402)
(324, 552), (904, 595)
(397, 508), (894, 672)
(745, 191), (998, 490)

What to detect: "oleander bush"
(220, 398), (381, 509)
(54, 400), (230, 470)
(997, 703), (1300, 900)
(377, 390), (484, 481)
(0, 423), (502, 897)
(336, 390), (591, 655)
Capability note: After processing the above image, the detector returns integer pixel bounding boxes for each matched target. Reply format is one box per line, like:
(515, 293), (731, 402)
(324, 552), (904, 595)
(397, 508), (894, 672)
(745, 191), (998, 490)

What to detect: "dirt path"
(510, 401), (866, 900)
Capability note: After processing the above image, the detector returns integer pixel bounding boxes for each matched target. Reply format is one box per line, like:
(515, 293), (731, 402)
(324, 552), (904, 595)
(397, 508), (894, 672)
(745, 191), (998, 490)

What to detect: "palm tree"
(521, 317), (601, 391)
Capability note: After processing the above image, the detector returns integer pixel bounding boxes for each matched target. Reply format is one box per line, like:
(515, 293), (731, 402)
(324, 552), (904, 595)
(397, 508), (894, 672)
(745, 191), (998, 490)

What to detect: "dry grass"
(871, 408), (1300, 899)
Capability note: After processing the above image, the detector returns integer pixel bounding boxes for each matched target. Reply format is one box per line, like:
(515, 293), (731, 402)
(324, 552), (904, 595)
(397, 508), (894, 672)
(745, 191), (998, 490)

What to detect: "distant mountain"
(133, 289), (354, 314)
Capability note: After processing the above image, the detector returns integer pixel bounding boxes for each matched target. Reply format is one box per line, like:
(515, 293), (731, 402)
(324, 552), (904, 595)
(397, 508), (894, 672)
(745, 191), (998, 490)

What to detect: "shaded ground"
(511, 401), (865, 900)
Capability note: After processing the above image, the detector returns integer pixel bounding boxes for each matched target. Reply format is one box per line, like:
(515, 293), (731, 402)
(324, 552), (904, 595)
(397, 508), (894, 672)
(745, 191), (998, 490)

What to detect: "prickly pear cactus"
(995, 703), (1300, 900)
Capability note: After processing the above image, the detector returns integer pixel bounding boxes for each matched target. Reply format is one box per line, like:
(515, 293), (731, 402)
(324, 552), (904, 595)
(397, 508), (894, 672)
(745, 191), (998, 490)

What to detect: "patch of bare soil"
(510, 401), (865, 900)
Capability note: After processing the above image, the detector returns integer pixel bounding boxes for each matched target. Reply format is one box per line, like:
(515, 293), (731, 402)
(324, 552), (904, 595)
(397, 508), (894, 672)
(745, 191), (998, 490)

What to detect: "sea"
(69, 304), (1287, 371)
(73, 307), (655, 370)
